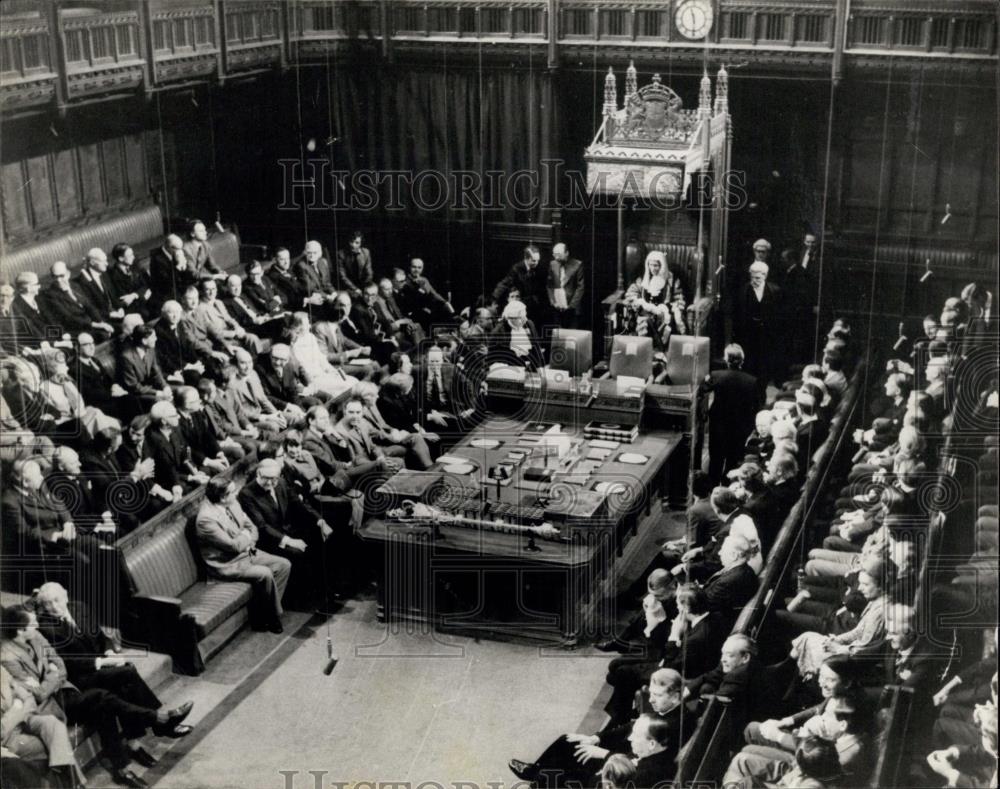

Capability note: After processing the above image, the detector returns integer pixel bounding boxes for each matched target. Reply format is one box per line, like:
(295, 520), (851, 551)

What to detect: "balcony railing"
(1, 0), (995, 116)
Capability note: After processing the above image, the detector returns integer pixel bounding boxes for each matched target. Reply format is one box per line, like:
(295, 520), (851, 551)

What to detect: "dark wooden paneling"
(52, 147), (81, 221)
(1, 162), (32, 246)
(24, 155), (56, 227)
(77, 142), (105, 211)
(124, 132), (147, 200)
(101, 138), (126, 203)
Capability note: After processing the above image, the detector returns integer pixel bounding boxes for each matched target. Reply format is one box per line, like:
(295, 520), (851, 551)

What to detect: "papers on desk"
(437, 454), (471, 466)
(487, 364), (526, 381)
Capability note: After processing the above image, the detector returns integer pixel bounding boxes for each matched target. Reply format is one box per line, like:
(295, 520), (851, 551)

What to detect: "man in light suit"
(194, 279), (264, 356)
(182, 220), (227, 282)
(547, 243), (585, 329)
(229, 349), (287, 434)
(334, 398), (402, 507)
(194, 476), (291, 633)
(295, 240), (339, 315)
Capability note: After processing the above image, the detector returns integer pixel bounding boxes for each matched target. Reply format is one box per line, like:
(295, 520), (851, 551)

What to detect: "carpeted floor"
(86, 510), (686, 789)
(145, 599), (613, 789)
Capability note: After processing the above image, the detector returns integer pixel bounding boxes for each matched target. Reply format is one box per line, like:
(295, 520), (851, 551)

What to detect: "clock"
(674, 0), (714, 40)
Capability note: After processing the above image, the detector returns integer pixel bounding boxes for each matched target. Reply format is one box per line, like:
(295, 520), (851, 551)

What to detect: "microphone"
(322, 636), (338, 675)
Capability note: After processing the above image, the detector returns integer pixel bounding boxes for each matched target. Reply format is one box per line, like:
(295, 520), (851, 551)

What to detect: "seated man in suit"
(108, 242), (154, 320)
(42, 261), (114, 342)
(154, 300), (209, 386)
(195, 477), (292, 633)
(375, 277), (422, 351)
(403, 257), (455, 331)
(282, 427), (363, 532)
(237, 459), (338, 609)
(377, 372), (441, 445)
(243, 259), (287, 316)
(268, 247), (312, 312)
(345, 283), (399, 364)
(335, 231), (374, 297)
(118, 325), (172, 417)
(175, 385), (231, 474)
(149, 234), (193, 311)
(254, 343), (319, 420)
(44, 445), (117, 539)
(353, 380), (433, 469)
(417, 345), (479, 433)
(75, 248), (123, 326)
(317, 292), (379, 378)
(73, 331), (129, 418)
(295, 240), (339, 316)
(509, 668), (689, 786)
(179, 285), (238, 368)
(194, 278), (264, 356)
(145, 400), (209, 498)
(9, 271), (52, 354)
(198, 376), (259, 457)
(229, 349), (287, 435)
(334, 398), (403, 505)
(224, 274), (287, 342)
(685, 634), (771, 731)
(182, 220), (227, 282)
(604, 583), (729, 722)
(32, 582), (195, 754)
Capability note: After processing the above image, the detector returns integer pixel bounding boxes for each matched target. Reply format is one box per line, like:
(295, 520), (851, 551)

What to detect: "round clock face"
(675, 0), (714, 40)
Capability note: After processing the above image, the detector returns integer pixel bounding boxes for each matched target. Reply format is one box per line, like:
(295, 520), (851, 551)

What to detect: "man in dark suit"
(547, 243), (585, 329)
(267, 248), (310, 311)
(375, 277), (422, 351)
(238, 459), (339, 607)
(255, 343), (319, 415)
(175, 386), (230, 476)
(224, 274), (286, 341)
(149, 235), (198, 312)
(509, 671), (689, 786)
(404, 258), (454, 331)
(73, 332), (126, 417)
(144, 400), (206, 495)
(118, 326), (171, 415)
(154, 300), (208, 385)
(335, 231), (375, 297)
(686, 634), (770, 730)
(107, 242), (155, 320)
(492, 245), (548, 323)
(794, 389), (829, 471)
(33, 582), (194, 753)
(733, 261), (781, 390)
(780, 233), (821, 366)
(347, 283), (399, 364)
(702, 343), (760, 482)
(41, 261), (113, 341)
(74, 248), (121, 324)
(243, 259), (287, 314)
(10, 272), (50, 350)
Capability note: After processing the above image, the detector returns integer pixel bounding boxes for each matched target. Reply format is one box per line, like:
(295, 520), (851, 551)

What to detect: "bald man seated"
(41, 261), (113, 342)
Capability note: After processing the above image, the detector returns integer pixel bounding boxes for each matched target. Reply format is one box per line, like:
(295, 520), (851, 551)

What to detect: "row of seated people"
(716, 283), (998, 789)
(509, 281), (999, 788)
(505, 319), (860, 787)
(0, 231), (554, 788)
(2, 583), (195, 788)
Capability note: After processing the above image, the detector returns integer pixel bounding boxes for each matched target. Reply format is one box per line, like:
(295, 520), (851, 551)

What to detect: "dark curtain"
(327, 65), (547, 223)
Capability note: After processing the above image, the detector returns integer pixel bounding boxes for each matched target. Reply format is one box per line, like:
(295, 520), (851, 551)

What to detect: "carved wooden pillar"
(48, 0), (68, 114)
(136, 0), (154, 96)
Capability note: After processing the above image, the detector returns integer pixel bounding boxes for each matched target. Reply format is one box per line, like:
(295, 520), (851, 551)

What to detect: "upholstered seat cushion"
(179, 581), (252, 639)
(125, 523), (200, 598)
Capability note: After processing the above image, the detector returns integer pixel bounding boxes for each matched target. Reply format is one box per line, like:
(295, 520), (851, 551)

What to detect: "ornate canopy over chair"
(585, 63), (733, 340)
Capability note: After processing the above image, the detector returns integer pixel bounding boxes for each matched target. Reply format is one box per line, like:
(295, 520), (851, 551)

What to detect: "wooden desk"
(359, 419), (682, 646)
